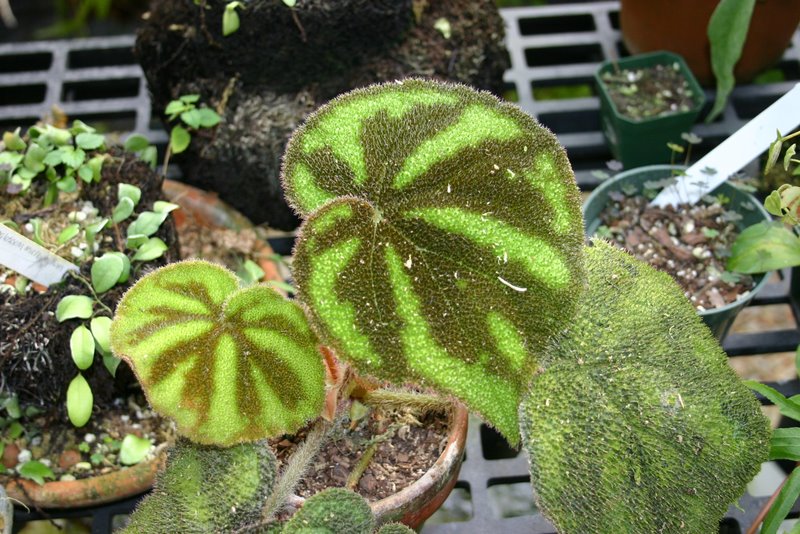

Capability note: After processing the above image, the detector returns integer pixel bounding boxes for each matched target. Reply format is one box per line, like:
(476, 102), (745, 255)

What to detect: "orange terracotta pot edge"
(5, 451), (165, 509)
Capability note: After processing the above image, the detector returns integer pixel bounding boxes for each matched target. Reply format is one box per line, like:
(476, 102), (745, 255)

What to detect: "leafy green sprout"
(163, 94), (221, 173)
(218, 0), (296, 37)
(0, 122), (106, 206)
(56, 184), (177, 428)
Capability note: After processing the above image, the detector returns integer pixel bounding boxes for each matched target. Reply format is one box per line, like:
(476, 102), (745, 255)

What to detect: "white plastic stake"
(651, 83), (800, 207)
(0, 223), (78, 286)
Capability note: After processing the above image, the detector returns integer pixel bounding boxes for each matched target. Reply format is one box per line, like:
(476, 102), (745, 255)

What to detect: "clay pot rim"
(4, 447), (166, 509)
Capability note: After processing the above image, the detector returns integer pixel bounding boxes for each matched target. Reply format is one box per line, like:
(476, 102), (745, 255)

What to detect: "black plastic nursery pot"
(594, 51), (706, 169)
(583, 164), (772, 340)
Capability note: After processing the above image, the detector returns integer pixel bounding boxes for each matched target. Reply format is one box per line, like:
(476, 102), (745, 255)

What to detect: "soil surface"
(597, 191), (755, 311)
(601, 63), (696, 121)
(136, 0), (508, 230)
(273, 406), (450, 502)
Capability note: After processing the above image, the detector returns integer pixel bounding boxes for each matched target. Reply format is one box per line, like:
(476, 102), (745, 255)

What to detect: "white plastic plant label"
(651, 82), (800, 207)
(0, 223), (78, 286)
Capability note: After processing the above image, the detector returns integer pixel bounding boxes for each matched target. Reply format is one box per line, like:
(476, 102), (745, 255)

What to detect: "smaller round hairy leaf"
(283, 488), (375, 534)
(110, 260), (325, 446)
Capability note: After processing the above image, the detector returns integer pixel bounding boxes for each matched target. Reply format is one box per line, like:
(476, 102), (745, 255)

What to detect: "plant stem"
(259, 417), (331, 522)
(67, 271), (113, 315)
(745, 464), (796, 534)
(346, 441), (378, 491)
(161, 143), (173, 181)
(345, 423), (401, 490)
(362, 389), (452, 414)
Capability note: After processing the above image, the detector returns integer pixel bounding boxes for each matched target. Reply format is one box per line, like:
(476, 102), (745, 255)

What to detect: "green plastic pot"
(583, 165), (772, 340)
(594, 51), (706, 168)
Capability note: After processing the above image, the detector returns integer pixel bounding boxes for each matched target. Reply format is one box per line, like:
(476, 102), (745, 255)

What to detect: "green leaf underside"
(728, 221), (800, 273)
(123, 439), (276, 533)
(520, 241), (770, 534)
(110, 261), (325, 446)
(707, 0), (756, 123)
(286, 80), (585, 444)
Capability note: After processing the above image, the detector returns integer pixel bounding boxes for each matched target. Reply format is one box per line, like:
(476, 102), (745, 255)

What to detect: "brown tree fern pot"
(620, 0), (800, 86)
(286, 403), (469, 529)
(3, 181), (282, 509)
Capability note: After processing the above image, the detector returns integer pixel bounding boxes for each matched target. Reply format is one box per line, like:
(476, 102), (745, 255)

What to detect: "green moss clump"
(123, 439), (277, 533)
(284, 78), (585, 445)
(376, 523), (416, 534)
(282, 488), (375, 534)
(519, 240), (771, 533)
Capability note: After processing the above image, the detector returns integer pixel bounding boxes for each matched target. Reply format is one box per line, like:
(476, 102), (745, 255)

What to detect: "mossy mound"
(123, 439), (277, 533)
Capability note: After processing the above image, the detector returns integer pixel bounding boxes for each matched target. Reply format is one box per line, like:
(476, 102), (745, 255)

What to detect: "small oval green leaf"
(75, 132), (105, 150)
(66, 373), (93, 427)
(127, 210), (168, 237)
(91, 253), (125, 293)
(112, 196), (135, 224)
(70, 325), (95, 370)
(77, 164), (93, 183)
(170, 125), (191, 154)
(119, 434), (152, 465)
(196, 108), (221, 128)
(90, 316), (113, 355)
(153, 201), (180, 214)
(222, 5), (240, 36)
(118, 183), (142, 206)
(17, 460), (55, 485)
(57, 223), (80, 244)
(56, 295), (94, 322)
(108, 252), (131, 283)
(103, 354), (122, 377)
(124, 133), (150, 153)
(132, 237), (168, 262)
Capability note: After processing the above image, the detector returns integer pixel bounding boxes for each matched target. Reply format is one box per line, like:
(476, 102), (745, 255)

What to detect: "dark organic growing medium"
(601, 63), (696, 121)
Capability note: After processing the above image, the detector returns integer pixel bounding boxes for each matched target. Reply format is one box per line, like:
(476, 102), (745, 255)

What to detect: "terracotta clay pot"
(5, 450), (165, 508)
(2, 181), (283, 509)
(285, 403), (469, 529)
(620, 0), (800, 86)
(162, 180), (282, 283)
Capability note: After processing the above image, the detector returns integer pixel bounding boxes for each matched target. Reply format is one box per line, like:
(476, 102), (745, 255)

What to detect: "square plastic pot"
(595, 51), (706, 168)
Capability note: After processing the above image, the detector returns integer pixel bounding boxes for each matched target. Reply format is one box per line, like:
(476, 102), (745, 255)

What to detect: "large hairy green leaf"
(520, 241), (770, 533)
(284, 79), (585, 444)
(110, 260), (325, 446)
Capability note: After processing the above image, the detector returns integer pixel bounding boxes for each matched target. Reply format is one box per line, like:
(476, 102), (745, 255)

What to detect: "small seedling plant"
(111, 79), (770, 533)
